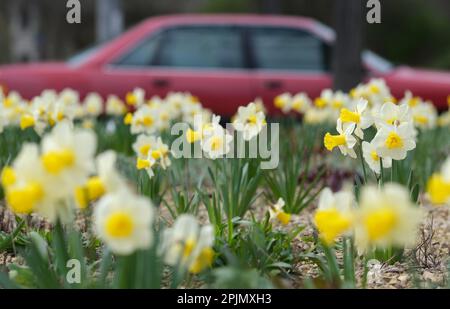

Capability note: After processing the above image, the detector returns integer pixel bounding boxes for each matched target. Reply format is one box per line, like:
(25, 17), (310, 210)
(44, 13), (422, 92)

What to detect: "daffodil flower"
(232, 102), (266, 141)
(339, 99), (373, 138)
(269, 198), (291, 225)
(426, 157), (450, 206)
(362, 141), (392, 174)
(314, 188), (354, 245)
(354, 183), (423, 254)
(374, 102), (412, 129)
(94, 189), (154, 255)
(39, 121), (97, 203)
(274, 93), (292, 113)
(162, 214), (215, 274)
(106, 95), (127, 116)
(324, 119), (357, 158)
(75, 151), (127, 209)
(125, 88), (145, 107)
(201, 125), (233, 159)
(83, 93), (104, 117)
(371, 122), (416, 161)
(411, 101), (437, 130)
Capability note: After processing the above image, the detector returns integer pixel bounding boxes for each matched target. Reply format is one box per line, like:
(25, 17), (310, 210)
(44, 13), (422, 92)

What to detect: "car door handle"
(153, 79), (170, 88)
(264, 80), (283, 90)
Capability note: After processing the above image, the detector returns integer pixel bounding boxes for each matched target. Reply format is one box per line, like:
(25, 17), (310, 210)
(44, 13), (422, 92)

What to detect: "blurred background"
(0, 0), (449, 69)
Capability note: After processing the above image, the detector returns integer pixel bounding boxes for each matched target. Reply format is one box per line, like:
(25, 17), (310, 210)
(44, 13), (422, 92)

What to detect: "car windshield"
(67, 45), (102, 66)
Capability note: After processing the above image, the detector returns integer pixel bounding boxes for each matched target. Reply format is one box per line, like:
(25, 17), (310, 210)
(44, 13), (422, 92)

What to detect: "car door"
(97, 25), (254, 117)
(247, 26), (333, 115)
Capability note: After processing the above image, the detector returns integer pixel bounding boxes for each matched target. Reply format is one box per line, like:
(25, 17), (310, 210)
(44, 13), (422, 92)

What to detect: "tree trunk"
(333, 0), (363, 92)
(262, 0), (282, 14)
(96, 0), (124, 43)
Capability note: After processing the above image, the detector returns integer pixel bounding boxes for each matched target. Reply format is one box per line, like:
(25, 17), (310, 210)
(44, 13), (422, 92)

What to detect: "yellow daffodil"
(339, 99), (373, 138)
(324, 119), (357, 158)
(314, 188), (354, 245)
(269, 198), (291, 225)
(426, 157), (450, 206)
(354, 183), (423, 253)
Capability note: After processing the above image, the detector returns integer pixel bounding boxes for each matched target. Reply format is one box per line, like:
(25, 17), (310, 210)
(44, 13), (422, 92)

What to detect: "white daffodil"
(233, 102), (266, 141)
(150, 137), (171, 169)
(95, 151), (127, 191)
(40, 121), (97, 200)
(162, 214), (215, 274)
(186, 113), (219, 144)
(351, 79), (393, 107)
(182, 102), (209, 125)
(374, 102), (412, 129)
(354, 183), (423, 253)
(74, 151), (127, 209)
(339, 99), (373, 138)
(133, 134), (171, 169)
(94, 190), (154, 255)
(168, 92), (189, 113)
(2, 91), (26, 125)
(253, 97), (267, 114)
(304, 107), (333, 124)
(362, 141), (392, 174)
(364, 78), (392, 105)
(398, 90), (422, 109)
(371, 122), (416, 161)
(48, 98), (78, 125)
(84, 93), (103, 117)
(40, 89), (58, 103)
(130, 105), (160, 135)
(106, 95), (127, 116)
(438, 110), (450, 127)
(314, 187), (355, 245)
(133, 134), (158, 159)
(126, 87), (145, 107)
(201, 125), (233, 159)
(59, 88), (79, 106)
(291, 92), (312, 114)
(411, 101), (437, 130)
(324, 119), (357, 158)
(148, 98), (173, 130)
(268, 198), (291, 225)
(274, 93), (292, 113)
(198, 114), (221, 140)
(314, 89), (333, 109)
(330, 91), (349, 112)
(19, 97), (48, 134)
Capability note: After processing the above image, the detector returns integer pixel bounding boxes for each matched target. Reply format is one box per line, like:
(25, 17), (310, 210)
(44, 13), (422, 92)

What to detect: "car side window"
(154, 26), (245, 69)
(113, 32), (162, 66)
(249, 27), (329, 72)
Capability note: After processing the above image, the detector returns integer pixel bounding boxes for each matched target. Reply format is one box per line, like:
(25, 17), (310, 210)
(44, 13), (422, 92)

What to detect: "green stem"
(379, 159), (384, 187)
(343, 237), (356, 287)
(322, 241), (342, 286)
(358, 142), (368, 184)
(362, 255), (369, 289)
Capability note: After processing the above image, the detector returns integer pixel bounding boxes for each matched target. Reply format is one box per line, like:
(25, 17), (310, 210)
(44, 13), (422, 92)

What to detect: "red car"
(1, 14), (449, 114)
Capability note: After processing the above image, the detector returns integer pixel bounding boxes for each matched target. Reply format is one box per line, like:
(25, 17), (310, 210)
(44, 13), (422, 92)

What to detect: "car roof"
(148, 14), (334, 40)
(82, 14), (335, 68)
